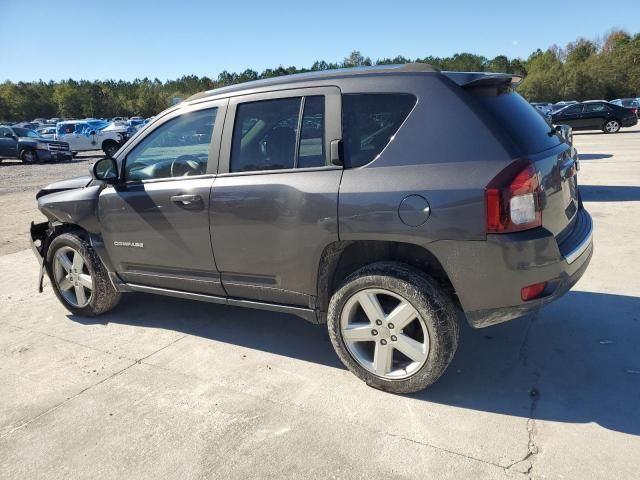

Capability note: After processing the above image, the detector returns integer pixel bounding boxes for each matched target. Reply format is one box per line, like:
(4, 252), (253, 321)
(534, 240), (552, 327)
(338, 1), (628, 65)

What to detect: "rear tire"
(20, 149), (37, 164)
(603, 119), (621, 133)
(46, 232), (121, 316)
(327, 262), (459, 394)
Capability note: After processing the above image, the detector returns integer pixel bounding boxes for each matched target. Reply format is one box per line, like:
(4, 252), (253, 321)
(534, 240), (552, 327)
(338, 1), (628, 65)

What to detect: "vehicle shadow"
(578, 153), (613, 160)
(69, 289), (640, 436)
(580, 185), (640, 202)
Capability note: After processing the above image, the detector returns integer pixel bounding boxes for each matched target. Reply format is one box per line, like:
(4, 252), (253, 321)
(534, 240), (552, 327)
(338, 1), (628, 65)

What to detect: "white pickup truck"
(55, 120), (126, 157)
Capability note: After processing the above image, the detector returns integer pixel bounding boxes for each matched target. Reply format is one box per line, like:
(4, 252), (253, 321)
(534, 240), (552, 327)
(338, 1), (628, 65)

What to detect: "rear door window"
(230, 95), (327, 172)
(342, 94), (416, 168)
(584, 103), (609, 113)
(563, 104), (584, 115)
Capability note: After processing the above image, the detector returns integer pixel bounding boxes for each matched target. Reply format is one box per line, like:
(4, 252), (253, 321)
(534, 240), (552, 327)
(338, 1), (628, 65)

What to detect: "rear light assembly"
(485, 160), (542, 233)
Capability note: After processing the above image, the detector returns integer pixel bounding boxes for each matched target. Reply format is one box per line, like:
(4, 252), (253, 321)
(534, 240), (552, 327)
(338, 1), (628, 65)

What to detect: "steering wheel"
(170, 155), (204, 177)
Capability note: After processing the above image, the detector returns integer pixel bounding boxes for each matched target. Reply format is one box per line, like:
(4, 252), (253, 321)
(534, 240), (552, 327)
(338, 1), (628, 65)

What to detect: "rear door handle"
(170, 194), (203, 208)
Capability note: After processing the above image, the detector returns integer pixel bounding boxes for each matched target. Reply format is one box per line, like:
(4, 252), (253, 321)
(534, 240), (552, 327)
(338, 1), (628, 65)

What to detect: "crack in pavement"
(0, 334), (188, 439)
(505, 313), (542, 477)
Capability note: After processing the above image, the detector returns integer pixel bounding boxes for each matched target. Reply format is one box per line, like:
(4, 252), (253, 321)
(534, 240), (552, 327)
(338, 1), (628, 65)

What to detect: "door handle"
(170, 194), (203, 207)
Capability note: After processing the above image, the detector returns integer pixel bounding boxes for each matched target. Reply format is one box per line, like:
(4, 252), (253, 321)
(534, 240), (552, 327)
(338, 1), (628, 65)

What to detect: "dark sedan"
(551, 101), (638, 133)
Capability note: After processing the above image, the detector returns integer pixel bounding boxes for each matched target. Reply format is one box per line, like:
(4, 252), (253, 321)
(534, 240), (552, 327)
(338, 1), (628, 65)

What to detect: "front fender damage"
(30, 184), (103, 292)
(37, 185), (102, 233)
(30, 221), (51, 292)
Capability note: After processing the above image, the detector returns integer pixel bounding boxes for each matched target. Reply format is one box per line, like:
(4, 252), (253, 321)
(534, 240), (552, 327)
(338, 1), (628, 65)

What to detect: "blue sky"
(2, 0), (638, 82)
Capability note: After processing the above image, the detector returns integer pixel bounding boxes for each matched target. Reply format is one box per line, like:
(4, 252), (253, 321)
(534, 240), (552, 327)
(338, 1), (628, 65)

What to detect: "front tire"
(20, 149), (37, 164)
(102, 141), (119, 158)
(327, 262), (459, 394)
(46, 232), (121, 316)
(603, 119), (621, 133)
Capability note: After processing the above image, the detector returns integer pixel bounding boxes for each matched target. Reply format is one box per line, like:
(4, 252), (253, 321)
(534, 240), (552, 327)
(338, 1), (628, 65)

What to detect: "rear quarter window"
(473, 91), (561, 154)
(342, 94), (416, 168)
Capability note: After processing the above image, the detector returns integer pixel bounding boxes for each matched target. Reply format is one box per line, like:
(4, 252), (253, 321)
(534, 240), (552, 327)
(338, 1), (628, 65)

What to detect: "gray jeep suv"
(30, 64), (593, 393)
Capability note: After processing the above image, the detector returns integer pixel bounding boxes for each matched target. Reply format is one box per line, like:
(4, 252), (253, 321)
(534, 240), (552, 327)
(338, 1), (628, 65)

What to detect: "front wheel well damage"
(316, 240), (459, 322)
(32, 221), (89, 259)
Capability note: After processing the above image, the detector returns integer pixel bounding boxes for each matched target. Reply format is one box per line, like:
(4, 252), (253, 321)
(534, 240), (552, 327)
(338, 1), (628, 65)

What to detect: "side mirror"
(89, 130), (96, 136)
(4, 132), (13, 138)
(91, 157), (118, 182)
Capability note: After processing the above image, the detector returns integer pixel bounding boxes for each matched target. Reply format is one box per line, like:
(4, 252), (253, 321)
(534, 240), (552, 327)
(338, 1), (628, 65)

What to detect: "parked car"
(37, 126), (57, 139)
(55, 120), (124, 157)
(15, 122), (40, 130)
(530, 102), (553, 115)
(552, 100), (638, 133)
(609, 98), (640, 117)
(551, 101), (577, 113)
(534, 108), (573, 145)
(125, 117), (149, 134)
(0, 125), (71, 163)
(30, 64), (593, 393)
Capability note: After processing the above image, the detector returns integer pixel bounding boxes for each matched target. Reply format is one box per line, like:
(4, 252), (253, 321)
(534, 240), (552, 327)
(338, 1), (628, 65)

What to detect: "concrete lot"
(1, 128), (639, 479)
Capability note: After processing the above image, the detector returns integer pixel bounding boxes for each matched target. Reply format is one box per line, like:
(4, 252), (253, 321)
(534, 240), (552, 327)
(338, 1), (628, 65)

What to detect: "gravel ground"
(0, 151), (102, 255)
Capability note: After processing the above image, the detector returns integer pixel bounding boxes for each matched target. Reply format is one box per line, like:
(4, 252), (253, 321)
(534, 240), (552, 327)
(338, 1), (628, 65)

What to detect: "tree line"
(1, 30), (638, 121)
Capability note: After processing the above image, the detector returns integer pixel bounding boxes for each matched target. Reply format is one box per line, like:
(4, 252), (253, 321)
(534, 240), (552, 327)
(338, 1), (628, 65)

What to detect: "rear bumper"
(430, 208), (594, 328)
(622, 117), (638, 127)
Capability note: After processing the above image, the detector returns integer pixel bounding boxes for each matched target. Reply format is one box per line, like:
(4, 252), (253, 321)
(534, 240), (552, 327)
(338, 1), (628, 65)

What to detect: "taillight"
(485, 160), (542, 233)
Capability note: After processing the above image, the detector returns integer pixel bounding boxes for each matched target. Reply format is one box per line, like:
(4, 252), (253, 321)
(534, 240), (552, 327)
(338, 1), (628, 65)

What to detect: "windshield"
(13, 128), (40, 138)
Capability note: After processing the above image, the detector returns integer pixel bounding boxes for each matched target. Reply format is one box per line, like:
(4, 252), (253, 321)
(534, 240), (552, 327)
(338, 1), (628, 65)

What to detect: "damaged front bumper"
(30, 221), (50, 292)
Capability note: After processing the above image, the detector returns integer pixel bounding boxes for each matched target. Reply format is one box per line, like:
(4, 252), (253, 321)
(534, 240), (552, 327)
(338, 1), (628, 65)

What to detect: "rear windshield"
(342, 93), (416, 168)
(473, 90), (561, 154)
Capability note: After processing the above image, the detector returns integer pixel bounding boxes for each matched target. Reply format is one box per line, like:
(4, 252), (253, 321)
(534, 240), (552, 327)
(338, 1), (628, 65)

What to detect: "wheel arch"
(316, 240), (459, 322)
(101, 138), (119, 151)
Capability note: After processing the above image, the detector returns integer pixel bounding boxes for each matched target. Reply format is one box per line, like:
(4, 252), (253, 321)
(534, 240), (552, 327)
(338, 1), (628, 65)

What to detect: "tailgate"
(531, 144), (579, 239)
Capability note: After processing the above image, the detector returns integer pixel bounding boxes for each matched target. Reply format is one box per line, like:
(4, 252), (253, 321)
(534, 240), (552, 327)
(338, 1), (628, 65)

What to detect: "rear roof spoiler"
(441, 71), (523, 88)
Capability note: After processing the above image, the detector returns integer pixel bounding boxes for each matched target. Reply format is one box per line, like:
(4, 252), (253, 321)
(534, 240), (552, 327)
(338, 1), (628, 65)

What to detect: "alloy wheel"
(53, 246), (93, 308)
(22, 150), (36, 163)
(605, 120), (620, 133)
(340, 288), (430, 379)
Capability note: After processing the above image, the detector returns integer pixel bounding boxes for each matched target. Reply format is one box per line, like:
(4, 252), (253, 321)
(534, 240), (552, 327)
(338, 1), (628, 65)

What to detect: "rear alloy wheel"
(603, 119), (621, 134)
(20, 149), (37, 164)
(341, 288), (430, 379)
(327, 262), (459, 393)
